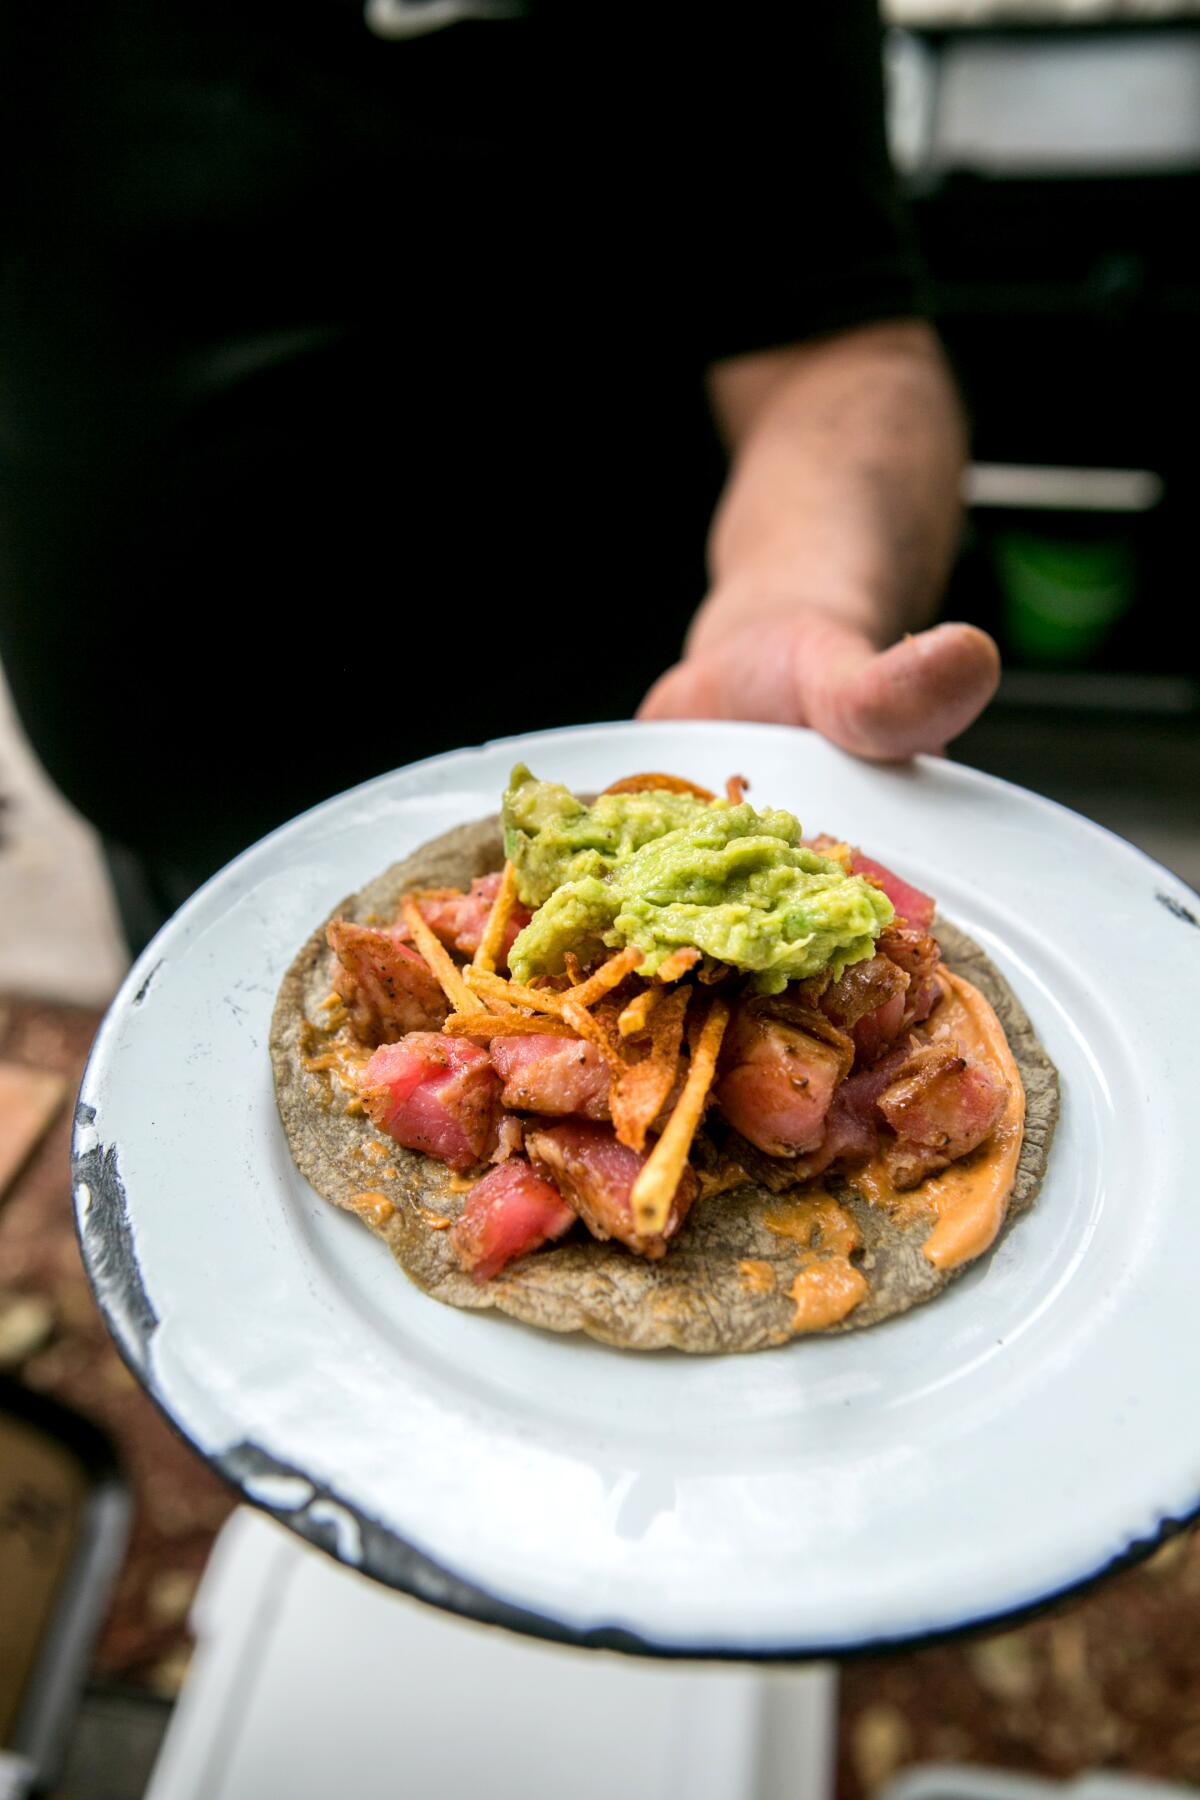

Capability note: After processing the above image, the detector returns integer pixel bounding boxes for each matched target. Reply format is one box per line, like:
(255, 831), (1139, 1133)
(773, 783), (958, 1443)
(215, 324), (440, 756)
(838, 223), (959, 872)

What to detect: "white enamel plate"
(74, 722), (1200, 1657)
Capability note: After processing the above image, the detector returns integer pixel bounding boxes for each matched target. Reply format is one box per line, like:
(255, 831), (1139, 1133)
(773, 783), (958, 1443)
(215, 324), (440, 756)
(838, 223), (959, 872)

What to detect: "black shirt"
(0, 2), (919, 876)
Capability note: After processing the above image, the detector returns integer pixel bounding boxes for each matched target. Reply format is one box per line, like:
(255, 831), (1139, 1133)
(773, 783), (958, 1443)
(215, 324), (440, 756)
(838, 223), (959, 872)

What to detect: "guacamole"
(502, 765), (714, 907)
(503, 767), (894, 992)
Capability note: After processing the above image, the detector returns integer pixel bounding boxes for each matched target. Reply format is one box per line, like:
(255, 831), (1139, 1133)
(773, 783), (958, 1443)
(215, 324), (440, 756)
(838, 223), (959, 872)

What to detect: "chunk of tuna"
(850, 852), (936, 930)
(361, 1032), (500, 1171)
(878, 1043), (1006, 1188)
(525, 1120), (696, 1260)
(409, 872), (531, 965)
(328, 919), (448, 1045)
(715, 1008), (845, 1156)
(449, 1157), (575, 1282)
(489, 1034), (611, 1121)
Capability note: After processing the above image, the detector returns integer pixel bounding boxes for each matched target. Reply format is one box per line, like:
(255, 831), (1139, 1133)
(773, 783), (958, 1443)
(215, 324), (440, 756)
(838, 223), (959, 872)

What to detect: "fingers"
(638, 617), (1000, 760)
(638, 657), (728, 723)
(641, 612), (865, 724)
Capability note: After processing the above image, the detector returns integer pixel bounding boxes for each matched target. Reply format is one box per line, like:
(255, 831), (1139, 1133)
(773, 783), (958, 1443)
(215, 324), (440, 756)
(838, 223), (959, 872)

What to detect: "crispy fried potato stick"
(602, 772), (717, 800)
(465, 965), (566, 1016)
(697, 957), (734, 986)
(618, 984), (662, 1038)
(401, 897), (486, 1015)
(473, 947), (646, 1015)
(656, 946), (701, 983)
(473, 860), (518, 975)
(611, 986), (689, 1154)
(565, 945), (643, 1008)
(726, 774), (748, 804)
(630, 996), (730, 1236)
(443, 1012), (578, 1040)
(560, 999), (626, 1074)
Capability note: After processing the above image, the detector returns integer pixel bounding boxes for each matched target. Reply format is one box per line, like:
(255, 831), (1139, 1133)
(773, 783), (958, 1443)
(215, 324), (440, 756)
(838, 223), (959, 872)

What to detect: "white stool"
(147, 1508), (839, 1800)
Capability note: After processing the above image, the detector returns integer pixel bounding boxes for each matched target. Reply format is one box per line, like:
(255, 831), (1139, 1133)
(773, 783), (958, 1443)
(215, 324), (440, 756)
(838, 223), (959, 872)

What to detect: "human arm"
(640, 318), (999, 758)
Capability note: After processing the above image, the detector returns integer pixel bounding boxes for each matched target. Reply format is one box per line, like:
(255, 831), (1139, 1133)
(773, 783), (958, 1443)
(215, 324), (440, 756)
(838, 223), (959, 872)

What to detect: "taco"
(270, 767), (1059, 1352)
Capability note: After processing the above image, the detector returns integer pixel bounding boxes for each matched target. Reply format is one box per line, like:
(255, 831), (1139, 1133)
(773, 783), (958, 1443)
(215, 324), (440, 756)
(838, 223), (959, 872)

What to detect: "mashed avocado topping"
(502, 766), (714, 907)
(503, 766), (893, 993)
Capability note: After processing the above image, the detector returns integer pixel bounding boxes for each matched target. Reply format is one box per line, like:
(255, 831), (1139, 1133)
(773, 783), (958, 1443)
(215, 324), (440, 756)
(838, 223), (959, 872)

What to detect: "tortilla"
(271, 816), (1060, 1353)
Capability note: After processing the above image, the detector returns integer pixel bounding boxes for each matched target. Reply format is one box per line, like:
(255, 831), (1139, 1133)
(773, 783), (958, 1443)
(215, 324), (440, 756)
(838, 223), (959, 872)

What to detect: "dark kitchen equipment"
(886, 14), (1200, 716)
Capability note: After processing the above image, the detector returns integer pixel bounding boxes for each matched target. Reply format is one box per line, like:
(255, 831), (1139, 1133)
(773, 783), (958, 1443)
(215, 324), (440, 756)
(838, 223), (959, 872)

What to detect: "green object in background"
(995, 529), (1136, 664)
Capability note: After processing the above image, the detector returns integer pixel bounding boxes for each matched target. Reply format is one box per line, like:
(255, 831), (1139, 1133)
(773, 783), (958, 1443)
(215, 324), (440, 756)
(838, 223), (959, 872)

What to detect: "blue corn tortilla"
(270, 816), (1059, 1353)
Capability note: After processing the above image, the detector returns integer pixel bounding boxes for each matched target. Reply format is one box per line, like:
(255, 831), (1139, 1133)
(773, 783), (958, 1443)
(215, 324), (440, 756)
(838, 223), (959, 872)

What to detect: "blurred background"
(2, 2), (1198, 1796)
(887, 0), (1200, 891)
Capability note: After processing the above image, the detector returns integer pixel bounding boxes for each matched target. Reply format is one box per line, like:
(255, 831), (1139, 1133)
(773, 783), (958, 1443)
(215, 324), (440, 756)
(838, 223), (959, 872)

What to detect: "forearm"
(641, 318), (994, 756)
(690, 320), (968, 657)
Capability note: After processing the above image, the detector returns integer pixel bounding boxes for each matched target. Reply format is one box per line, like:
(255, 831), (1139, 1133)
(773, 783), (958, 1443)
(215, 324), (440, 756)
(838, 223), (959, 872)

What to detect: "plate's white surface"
(74, 722), (1200, 1655)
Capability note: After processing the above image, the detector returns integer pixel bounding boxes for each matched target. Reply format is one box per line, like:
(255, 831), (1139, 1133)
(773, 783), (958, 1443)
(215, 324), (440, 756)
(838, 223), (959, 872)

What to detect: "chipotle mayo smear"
(763, 1193), (870, 1332)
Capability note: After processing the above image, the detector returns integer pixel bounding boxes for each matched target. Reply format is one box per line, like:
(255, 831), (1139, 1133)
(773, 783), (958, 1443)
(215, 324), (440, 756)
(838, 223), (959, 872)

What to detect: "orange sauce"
(763, 1193), (869, 1332)
(350, 1190), (395, 1225)
(851, 1159), (930, 1229)
(696, 1162), (750, 1201)
(301, 1025), (371, 1098)
(851, 968), (1025, 1271)
(764, 1193), (859, 1257)
(738, 1259), (776, 1294)
(789, 1259), (869, 1333)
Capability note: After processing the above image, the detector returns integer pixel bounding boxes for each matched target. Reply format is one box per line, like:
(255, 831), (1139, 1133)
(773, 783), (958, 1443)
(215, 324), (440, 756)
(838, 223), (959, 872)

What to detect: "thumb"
(639, 614), (999, 759)
(806, 621), (1001, 758)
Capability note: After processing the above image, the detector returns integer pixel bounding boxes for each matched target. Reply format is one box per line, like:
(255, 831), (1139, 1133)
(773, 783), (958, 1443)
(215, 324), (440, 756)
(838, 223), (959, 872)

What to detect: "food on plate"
(271, 767), (1058, 1351)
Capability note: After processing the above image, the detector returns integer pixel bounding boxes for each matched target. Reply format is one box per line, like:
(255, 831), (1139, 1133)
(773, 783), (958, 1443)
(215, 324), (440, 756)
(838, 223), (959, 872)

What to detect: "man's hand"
(640, 320), (999, 759)
(640, 605), (999, 760)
